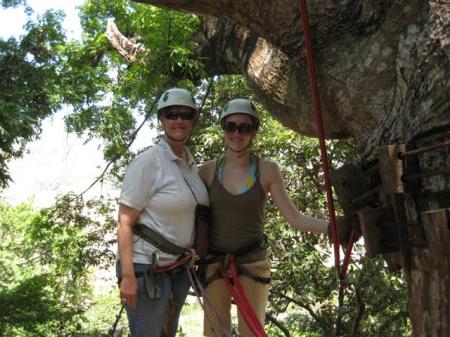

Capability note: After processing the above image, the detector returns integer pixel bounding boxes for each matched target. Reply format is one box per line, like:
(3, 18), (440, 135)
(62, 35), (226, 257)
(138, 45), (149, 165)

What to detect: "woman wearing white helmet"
(199, 98), (329, 337)
(117, 88), (209, 337)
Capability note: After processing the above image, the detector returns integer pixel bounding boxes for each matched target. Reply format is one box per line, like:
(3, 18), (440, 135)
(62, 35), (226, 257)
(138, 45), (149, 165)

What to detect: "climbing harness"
(201, 234), (270, 287)
(133, 223), (186, 257)
(195, 233), (271, 336)
(219, 256), (268, 337)
(191, 252), (270, 337)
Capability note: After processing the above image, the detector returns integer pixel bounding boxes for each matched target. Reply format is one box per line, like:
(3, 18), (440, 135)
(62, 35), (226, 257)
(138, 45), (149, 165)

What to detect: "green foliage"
(344, 253), (411, 337)
(0, 9), (67, 187)
(1, 0), (25, 9)
(0, 195), (117, 336)
(80, 289), (130, 337)
(0, 0), (204, 188)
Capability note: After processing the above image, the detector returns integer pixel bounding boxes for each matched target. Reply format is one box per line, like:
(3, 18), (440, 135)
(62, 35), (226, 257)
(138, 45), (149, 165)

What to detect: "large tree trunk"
(131, 1), (449, 336)
(404, 137), (450, 337)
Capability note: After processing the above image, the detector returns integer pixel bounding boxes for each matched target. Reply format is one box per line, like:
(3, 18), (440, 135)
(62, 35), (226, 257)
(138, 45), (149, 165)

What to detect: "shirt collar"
(158, 138), (195, 167)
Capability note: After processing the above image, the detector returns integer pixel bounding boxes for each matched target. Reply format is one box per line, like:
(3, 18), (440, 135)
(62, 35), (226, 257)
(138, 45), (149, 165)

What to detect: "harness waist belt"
(133, 223), (186, 256)
(209, 234), (268, 258)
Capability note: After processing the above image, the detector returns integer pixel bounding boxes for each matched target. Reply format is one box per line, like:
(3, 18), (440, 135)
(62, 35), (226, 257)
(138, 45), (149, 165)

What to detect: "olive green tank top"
(209, 155), (267, 262)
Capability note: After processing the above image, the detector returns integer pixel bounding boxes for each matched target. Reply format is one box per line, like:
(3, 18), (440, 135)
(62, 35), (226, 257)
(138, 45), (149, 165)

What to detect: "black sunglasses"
(222, 121), (254, 135)
(163, 111), (196, 120)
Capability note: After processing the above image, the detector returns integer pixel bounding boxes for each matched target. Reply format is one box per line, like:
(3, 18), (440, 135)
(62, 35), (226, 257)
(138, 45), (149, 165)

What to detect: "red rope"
(219, 256), (268, 337)
(297, 0), (342, 275)
(340, 230), (356, 279)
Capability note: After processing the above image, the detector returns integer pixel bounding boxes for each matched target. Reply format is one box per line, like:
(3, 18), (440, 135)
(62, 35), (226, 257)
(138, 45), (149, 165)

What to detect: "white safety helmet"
(157, 88), (197, 114)
(220, 98), (260, 129)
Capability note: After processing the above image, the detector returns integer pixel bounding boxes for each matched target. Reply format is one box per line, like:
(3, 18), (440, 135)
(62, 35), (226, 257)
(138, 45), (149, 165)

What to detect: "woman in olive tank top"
(198, 98), (329, 337)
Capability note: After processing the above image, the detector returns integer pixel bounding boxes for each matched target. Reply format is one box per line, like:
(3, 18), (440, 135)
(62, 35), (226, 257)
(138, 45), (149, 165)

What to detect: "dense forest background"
(0, 1), (410, 336)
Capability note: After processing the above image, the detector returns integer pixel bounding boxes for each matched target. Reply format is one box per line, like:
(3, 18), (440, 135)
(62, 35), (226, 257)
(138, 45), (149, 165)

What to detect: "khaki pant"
(203, 259), (271, 337)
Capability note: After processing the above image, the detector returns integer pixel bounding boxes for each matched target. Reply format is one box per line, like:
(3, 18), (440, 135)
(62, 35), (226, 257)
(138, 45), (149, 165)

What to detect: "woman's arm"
(117, 203), (141, 310)
(264, 161), (328, 233)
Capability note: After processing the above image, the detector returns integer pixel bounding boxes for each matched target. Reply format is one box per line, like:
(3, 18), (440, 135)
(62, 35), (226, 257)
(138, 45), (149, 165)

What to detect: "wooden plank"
(330, 165), (372, 213)
(421, 208), (450, 260)
(378, 144), (405, 194)
(357, 207), (400, 256)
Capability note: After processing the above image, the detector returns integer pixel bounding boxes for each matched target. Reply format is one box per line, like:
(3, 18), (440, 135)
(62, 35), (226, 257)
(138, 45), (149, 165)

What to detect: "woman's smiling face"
(160, 106), (196, 142)
(222, 113), (256, 152)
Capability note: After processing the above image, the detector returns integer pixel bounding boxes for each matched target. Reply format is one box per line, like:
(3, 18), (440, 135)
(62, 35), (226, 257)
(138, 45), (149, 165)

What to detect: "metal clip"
(151, 251), (160, 268)
(144, 252), (164, 300)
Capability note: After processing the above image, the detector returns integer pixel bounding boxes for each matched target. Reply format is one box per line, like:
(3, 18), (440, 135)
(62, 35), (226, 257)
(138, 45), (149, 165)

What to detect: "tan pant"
(203, 259), (271, 337)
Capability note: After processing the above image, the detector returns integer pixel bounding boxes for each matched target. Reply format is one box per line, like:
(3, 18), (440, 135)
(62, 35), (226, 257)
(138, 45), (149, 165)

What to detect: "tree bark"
(404, 134), (450, 337)
(133, 0), (449, 157)
(410, 208), (450, 337)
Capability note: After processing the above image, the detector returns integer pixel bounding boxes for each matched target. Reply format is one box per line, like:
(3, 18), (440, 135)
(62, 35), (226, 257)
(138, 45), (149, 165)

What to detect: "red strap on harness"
(154, 252), (194, 273)
(219, 256), (268, 337)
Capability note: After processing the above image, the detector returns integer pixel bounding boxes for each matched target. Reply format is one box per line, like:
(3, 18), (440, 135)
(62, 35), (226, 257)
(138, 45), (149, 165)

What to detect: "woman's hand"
(120, 274), (138, 310)
(117, 203), (141, 310)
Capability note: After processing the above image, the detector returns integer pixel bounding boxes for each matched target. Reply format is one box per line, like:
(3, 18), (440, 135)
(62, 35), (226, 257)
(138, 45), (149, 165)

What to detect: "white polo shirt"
(119, 138), (209, 265)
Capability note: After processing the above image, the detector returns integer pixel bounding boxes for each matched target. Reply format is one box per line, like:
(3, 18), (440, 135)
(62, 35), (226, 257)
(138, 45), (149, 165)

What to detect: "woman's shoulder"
(258, 157), (279, 172)
(127, 146), (154, 164)
(132, 146), (161, 165)
(198, 159), (218, 186)
(258, 157), (283, 187)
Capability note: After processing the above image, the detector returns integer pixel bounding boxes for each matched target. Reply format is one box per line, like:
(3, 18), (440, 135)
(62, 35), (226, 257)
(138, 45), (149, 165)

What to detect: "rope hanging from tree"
(297, 0), (357, 280)
(297, 3), (360, 335)
(299, 0), (356, 336)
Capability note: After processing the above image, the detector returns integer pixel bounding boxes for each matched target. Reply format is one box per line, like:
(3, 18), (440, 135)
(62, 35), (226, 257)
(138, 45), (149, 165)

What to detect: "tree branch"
(106, 19), (147, 63)
(265, 312), (291, 337)
(351, 285), (365, 337)
(279, 294), (321, 326)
